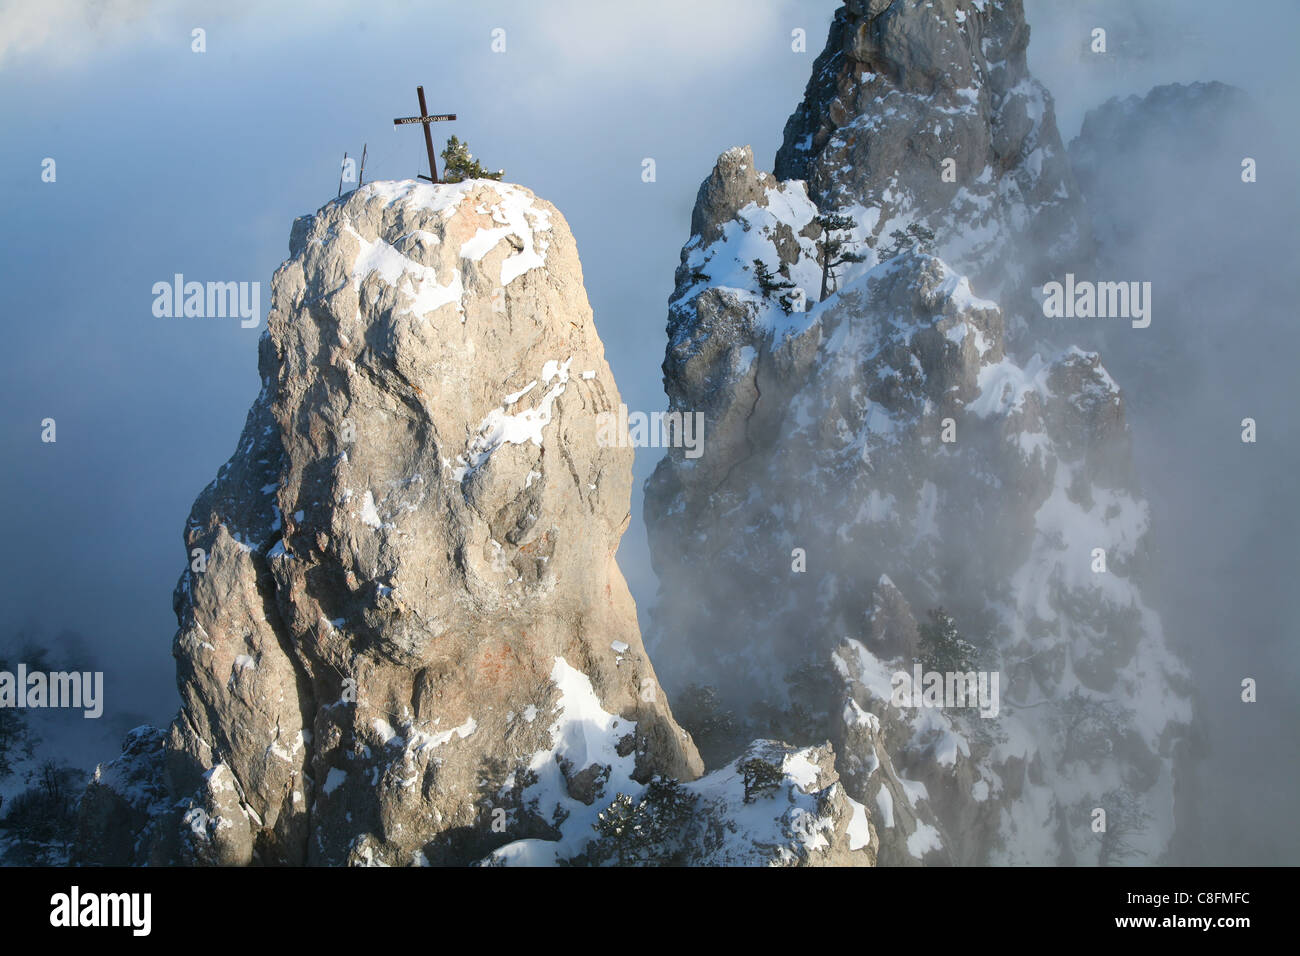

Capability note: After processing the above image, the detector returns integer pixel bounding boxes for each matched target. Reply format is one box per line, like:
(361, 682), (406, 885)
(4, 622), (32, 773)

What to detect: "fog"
(1025, 0), (1300, 866)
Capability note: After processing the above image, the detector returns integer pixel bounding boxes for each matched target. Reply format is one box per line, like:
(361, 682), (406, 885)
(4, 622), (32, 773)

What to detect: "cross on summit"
(393, 85), (456, 183)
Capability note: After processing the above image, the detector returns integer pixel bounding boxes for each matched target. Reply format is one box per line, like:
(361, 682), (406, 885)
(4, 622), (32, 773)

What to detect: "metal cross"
(393, 86), (456, 183)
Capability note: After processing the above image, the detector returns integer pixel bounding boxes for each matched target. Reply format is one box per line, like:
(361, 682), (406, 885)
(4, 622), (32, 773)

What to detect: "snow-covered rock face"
(481, 665), (872, 868)
(76, 180), (875, 867)
(775, 0), (1091, 344)
(646, 0), (1191, 866)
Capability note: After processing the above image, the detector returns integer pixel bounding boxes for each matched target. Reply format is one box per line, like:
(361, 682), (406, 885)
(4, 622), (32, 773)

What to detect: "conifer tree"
(879, 222), (937, 260)
(753, 259), (792, 297)
(917, 608), (981, 674)
(816, 213), (867, 301)
(752, 259), (804, 312)
(440, 135), (504, 183)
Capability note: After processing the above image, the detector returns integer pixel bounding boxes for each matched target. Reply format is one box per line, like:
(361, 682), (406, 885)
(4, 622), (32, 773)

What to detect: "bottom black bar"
(0, 865), (1277, 944)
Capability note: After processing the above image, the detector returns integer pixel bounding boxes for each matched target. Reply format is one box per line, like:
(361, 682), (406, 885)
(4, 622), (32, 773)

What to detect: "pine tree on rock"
(917, 607), (981, 674)
(816, 213), (867, 301)
(879, 222), (936, 260)
(752, 259), (801, 313)
(440, 135), (504, 183)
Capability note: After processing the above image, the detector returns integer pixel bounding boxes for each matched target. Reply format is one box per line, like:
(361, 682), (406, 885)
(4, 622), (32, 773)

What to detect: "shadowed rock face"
(77, 180), (875, 868)
(645, 0), (1190, 866)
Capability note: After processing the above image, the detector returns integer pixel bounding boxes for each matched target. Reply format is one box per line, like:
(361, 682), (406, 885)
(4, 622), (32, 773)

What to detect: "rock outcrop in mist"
(775, 0), (1092, 345)
(645, 0), (1191, 865)
(1067, 81), (1300, 864)
(76, 180), (875, 867)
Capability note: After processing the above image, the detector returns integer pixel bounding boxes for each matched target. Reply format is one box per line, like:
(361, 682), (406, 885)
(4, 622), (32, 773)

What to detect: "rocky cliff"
(77, 180), (875, 867)
(645, 0), (1191, 865)
(775, 0), (1091, 345)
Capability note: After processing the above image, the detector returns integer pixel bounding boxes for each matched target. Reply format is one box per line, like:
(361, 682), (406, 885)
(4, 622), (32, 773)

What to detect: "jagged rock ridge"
(645, 0), (1191, 865)
(775, 0), (1091, 345)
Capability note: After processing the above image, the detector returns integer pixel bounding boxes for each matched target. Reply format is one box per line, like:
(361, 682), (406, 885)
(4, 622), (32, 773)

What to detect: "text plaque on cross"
(394, 114), (456, 125)
(393, 86), (456, 183)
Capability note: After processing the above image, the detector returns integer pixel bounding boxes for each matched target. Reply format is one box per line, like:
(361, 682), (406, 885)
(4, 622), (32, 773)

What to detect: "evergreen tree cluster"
(580, 778), (699, 866)
(917, 608), (982, 674)
(440, 136), (504, 183)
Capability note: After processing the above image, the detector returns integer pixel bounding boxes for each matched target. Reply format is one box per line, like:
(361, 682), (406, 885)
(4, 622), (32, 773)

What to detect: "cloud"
(0, 0), (814, 86)
(1024, 0), (1300, 137)
(522, 0), (804, 83)
(0, 0), (161, 68)
(0, 0), (354, 70)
